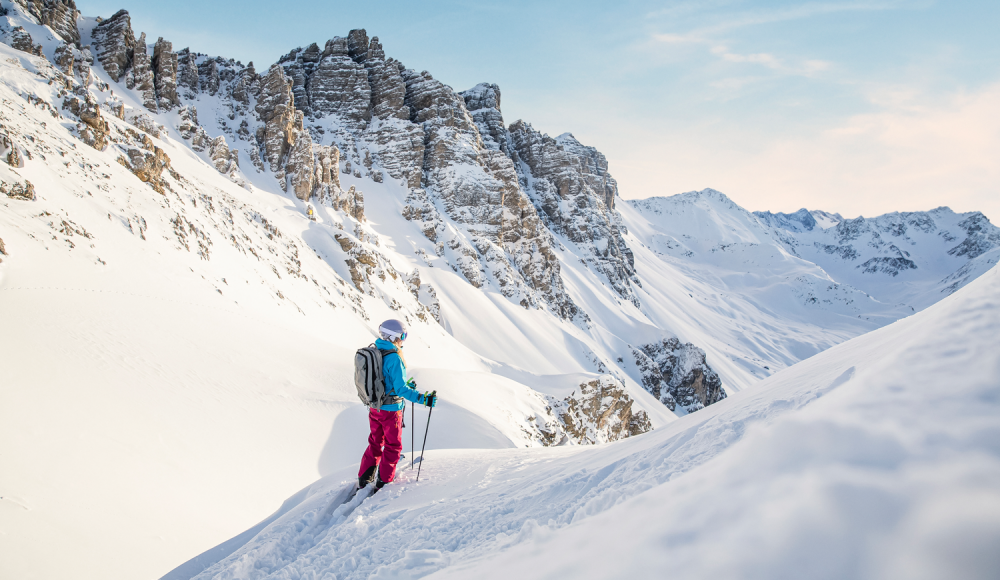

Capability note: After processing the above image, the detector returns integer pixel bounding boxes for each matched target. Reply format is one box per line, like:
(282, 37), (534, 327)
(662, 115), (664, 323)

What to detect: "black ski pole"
(410, 402), (414, 470)
(416, 391), (436, 482)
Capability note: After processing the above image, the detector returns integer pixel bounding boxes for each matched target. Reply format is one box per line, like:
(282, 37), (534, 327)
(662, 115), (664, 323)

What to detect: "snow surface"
(2, 4), (999, 579)
(169, 259), (1000, 580)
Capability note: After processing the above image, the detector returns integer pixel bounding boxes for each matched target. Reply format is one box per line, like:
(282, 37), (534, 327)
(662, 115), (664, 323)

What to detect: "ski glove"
(407, 378), (417, 390)
(417, 391), (437, 408)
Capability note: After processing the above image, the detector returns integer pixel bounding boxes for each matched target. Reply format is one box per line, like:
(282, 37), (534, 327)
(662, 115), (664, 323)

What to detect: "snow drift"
(170, 255), (1000, 580)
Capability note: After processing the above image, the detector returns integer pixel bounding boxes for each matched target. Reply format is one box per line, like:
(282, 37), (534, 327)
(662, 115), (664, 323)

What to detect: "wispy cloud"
(647, 1), (912, 80)
(652, 0), (917, 38)
(708, 45), (833, 76)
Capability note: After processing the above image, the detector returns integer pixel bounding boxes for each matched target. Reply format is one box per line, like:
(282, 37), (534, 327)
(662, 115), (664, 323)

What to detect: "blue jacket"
(375, 338), (421, 411)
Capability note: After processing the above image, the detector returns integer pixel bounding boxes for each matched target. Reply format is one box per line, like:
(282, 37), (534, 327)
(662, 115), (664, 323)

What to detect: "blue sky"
(80, 1), (1000, 220)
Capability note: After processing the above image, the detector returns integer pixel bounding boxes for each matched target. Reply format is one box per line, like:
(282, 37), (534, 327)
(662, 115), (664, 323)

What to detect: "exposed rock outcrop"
(92, 12), (178, 112)
(255, 64), (296, 175)
(52, 43), (92, 78)
(198, 58), (220, 96)
(14, 0), (80, 45)
(533, 376), (652, 445)
(456, 83), (580, 318)
(8, 26), (43, 56)
(124, 109), (162, 138)
(62, 93), (108, 149)
(279, 37), (371, 127)
(152, 37), (179, 110)
(509, 123), (639, 306)
(359, 36), (423, 188)
(177, 105), (198, 139)
(117, 139), (170, 194)
(176, 48), (198, 98)
(1, 178), (36, 200)
(1, 132), (23, 167)
(209, 135), (239, 174)
(126, 32), (157, 111)
(91, 9), (134, 82)
(285, 118), (316, 199)
(633, 338), (726, 414)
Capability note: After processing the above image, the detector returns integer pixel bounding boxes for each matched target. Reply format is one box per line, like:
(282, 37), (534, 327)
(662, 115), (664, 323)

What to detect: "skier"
(357, 319), (437, 493)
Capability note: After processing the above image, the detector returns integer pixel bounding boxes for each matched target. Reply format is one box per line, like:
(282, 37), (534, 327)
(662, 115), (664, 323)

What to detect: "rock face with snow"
(131, 26), (636, 325)
(509, 125), (640, 306)
(6, 26), (42, 55)
(279, 36), (371, 127)
(754, 204), (1000, 303)
(2, 178), (35, 200)
(633, 338), (726, 413)
(255, 63), (296, 174)
(117, 138), (171, 194)
(62, 91), (109, 150)
(52, 42), (92, 79)
(554, 376), (652, 444)
(528, 375), (652, 446)
(13, 0), (80, 45)
(261, 32), (586, 319)
(125, 32), (157, 111)
(151, 37), (179, 110)
(92, 13), (182, 112)
(91, 9), (134, 82)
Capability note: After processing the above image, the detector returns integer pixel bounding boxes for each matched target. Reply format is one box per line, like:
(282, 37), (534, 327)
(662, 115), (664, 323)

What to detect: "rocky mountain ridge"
(0, 1), (701, 441)
(754, 202), (1000, 305)
(4, 1), (994, 429)
(630, 188), (1000, 313)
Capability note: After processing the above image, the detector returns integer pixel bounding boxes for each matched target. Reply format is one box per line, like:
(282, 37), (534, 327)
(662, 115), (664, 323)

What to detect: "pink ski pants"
(358, 408), (403, 484)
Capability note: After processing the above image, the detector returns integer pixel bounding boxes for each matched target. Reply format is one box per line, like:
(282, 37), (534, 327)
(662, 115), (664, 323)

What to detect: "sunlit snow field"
(1, 8), (999, 580)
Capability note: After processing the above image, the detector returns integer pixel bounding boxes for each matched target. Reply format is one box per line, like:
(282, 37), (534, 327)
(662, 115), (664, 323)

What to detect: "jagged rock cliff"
(0, 7), (728, 420)
(84, 23), (635, 324)
(633, 338), (726, 414)
(262, 31), (587, 319)
(508, 124), (640, 306)
(13, 0), (80, 45)
(92, 11), (178, 112)
(91, 10), (133, 82)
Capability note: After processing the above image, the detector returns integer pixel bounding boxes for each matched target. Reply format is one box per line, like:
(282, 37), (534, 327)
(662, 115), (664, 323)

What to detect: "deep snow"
(170, 258), (1000, 580)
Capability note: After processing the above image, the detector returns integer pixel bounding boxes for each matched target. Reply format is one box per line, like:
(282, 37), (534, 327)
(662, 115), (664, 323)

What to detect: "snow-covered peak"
(629, 188), (783, 250)
(754, 207), (818, 232)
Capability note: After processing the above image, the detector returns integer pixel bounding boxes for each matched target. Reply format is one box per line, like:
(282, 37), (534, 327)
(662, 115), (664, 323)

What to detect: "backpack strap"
(377, 348), (403, 405)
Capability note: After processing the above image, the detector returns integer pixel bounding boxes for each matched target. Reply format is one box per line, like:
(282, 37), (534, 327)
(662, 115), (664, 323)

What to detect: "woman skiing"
(358, 319), (437, 492)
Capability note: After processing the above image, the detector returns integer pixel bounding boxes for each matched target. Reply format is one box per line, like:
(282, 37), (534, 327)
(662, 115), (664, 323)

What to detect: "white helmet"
(378, 319), (408, 342)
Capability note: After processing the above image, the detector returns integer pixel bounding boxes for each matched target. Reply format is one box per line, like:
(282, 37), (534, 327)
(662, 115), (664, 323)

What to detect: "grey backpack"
(354, 344), (401, 409)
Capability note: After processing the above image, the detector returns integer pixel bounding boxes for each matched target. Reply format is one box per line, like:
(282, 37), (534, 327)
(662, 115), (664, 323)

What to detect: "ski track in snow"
(177, 264), (1000, 580)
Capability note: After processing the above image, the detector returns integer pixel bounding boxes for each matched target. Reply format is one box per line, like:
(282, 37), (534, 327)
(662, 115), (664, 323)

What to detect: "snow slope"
(2, 4), (999, 579)
(0, 39), (562, 580)
(755, 205), (1000, 309)
(168, 256), (1000, 580)
(624, 189), (1000, 383)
